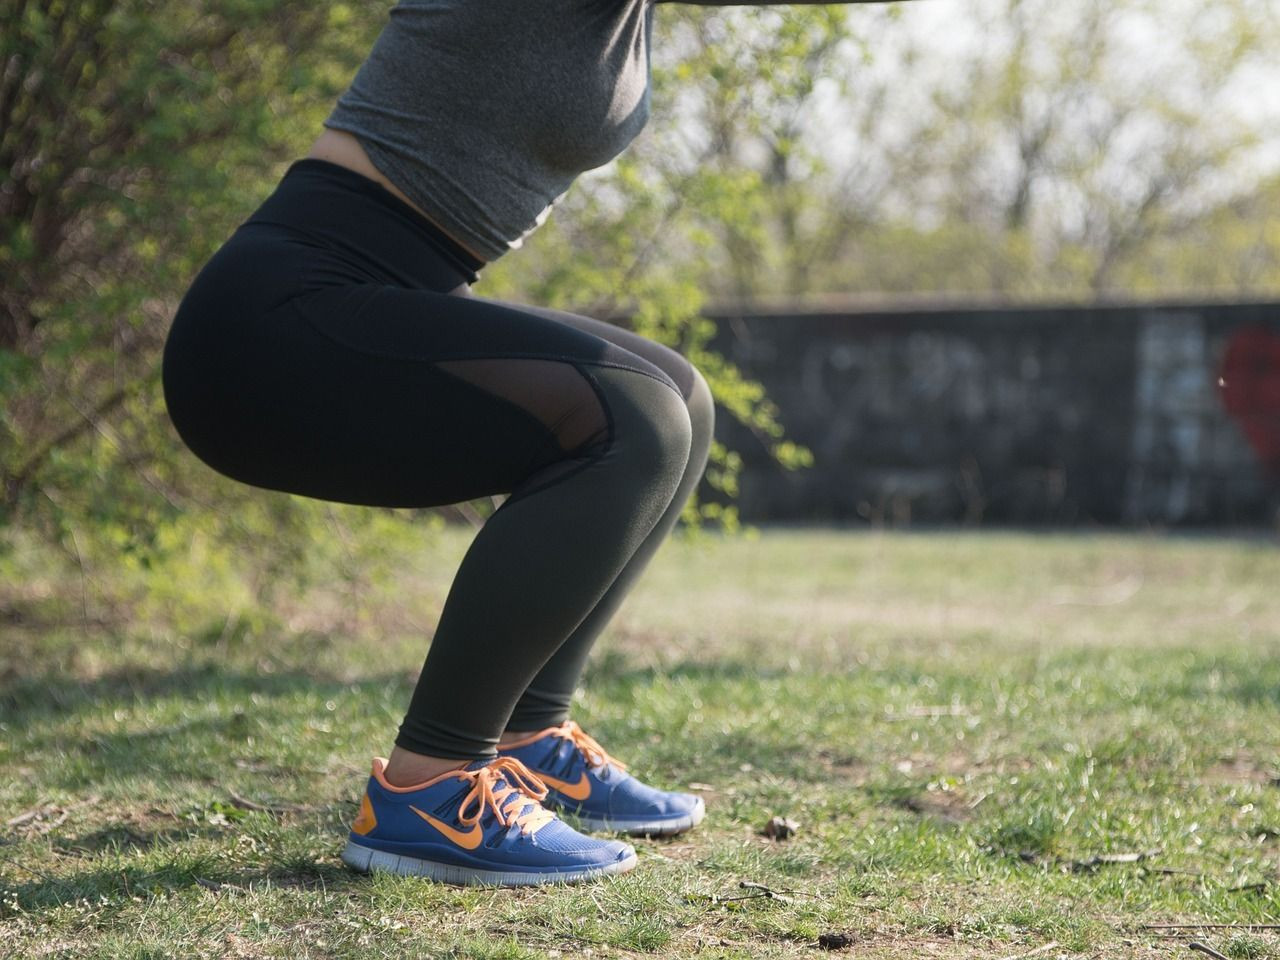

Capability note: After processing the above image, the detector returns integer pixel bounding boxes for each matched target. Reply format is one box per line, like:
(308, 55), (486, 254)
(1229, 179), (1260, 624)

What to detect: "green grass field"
(2, 525), (1279, 959)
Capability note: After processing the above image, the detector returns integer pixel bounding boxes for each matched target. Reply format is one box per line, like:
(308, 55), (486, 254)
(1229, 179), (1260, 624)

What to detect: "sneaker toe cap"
(608, 776), (702, 820)
(531, 820), (633, 866)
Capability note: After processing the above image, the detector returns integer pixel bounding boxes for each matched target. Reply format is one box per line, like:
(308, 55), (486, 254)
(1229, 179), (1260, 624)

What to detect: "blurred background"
(2, 0), (1278, 617)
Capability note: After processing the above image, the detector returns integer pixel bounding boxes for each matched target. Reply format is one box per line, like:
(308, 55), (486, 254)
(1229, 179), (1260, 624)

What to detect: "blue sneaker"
(497, 720), (705, 836)
(340, 755), (637, 886)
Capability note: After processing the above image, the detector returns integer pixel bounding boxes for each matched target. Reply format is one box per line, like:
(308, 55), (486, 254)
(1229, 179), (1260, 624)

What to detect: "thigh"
(164, 278), (686, 509)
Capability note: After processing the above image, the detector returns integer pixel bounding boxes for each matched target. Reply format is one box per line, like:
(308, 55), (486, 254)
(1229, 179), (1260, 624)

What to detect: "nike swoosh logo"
(537, 770), (592, 802)
(409, 805), (483, 849)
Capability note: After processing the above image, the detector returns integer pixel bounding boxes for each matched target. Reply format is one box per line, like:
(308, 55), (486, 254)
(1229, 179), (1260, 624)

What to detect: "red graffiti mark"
(1219, 326), (1280, 474)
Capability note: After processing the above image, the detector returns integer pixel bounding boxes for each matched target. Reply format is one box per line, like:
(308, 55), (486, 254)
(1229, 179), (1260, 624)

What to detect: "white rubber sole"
(566, 796), (706, 837)
(340, 840), (638, 887)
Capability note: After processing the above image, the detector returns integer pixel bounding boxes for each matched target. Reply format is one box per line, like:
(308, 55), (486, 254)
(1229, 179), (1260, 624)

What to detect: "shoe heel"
(341, 838), (376, 873)
(342, 839), (446, 879)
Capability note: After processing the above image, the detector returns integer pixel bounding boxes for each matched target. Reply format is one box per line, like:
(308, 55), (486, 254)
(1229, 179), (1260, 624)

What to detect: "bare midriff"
(306, 127), (490, 265)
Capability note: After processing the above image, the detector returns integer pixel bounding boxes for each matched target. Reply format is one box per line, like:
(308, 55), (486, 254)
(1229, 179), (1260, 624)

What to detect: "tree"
(0, 1), (372, 529)
(820, 0), (1280, 298)
(1, 0), (845, 582)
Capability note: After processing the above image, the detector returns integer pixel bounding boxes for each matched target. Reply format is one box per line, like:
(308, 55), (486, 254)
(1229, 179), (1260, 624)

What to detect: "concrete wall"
(698, 298), (1280, 527)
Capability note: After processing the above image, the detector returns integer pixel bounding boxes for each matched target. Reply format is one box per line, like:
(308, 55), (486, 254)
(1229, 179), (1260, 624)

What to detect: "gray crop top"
(322, 0), (660, 263)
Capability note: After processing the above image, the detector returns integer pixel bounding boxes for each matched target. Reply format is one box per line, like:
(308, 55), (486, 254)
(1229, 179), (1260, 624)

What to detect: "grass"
(2, 524), (1279, 958)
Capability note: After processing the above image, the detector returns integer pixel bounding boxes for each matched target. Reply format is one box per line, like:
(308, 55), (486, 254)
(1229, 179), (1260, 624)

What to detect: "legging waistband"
(243, 157), (485, 289)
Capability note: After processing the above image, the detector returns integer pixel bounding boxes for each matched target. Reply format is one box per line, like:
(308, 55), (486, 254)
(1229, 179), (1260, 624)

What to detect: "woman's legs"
(163, 160), (709, 881)
(164, 264), (698, 782)
(480, 300), (717, 734)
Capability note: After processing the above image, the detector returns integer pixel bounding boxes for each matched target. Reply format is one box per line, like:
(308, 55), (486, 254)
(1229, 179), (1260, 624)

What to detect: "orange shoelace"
(555, 720), (628, 772)
(457, 756), (557, 836)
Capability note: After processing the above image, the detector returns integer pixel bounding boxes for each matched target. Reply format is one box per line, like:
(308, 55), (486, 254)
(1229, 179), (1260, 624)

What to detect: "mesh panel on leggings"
(433, 358), (609, 456)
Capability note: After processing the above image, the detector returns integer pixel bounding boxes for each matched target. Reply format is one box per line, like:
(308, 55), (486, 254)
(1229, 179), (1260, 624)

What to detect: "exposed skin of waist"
(306, 127), (491, 265)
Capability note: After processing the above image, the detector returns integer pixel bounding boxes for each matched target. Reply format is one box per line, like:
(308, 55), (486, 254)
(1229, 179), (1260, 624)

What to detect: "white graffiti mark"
(1125, 312), (1211, 523)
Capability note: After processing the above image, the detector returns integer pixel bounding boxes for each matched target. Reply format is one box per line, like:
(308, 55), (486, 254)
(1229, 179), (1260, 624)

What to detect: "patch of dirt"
(1204, 754), (1280, 786)
(815, 748), (868, 784)
(48, 806), (199, 855)
(4, 793), (110, 840)
(893, 788), (978, 824)
(677, 925), (1063, 959)
(944, 753), (1038, 777)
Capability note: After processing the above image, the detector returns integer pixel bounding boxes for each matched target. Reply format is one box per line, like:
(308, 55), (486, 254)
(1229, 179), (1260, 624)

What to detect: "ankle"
(497, 722), (564, 748)
(383, 746), (472, 787)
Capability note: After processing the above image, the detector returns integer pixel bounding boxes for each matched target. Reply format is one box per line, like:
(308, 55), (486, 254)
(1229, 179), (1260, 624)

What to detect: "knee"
(686, 364), (715, 448)
(638, 378), (695, 485)
(601, 369), (693, 498)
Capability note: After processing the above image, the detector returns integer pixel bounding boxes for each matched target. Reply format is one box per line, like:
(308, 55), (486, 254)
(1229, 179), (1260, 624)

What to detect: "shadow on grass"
(1, 854), (364, 915)
(1, 658), (418, 796)
(1, 660), (409, 721)
(0, 658), (389, 918)
(1, 659), (414, 726)
(51, 820), (244, 857)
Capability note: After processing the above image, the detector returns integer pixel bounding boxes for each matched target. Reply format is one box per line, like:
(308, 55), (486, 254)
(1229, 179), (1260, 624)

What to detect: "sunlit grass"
(2, 526), (1278, 958)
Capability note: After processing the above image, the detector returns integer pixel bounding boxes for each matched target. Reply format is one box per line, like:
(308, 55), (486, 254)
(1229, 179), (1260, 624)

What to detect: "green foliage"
(0, 0), (377, 559)
(1, 0), (845, 583)
(804, 0), (1280, 299)
(1226, 934), (1273, 960)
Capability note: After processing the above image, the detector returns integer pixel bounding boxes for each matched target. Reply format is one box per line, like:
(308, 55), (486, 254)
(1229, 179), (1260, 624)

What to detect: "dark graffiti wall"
(695, 299), (1280, 527)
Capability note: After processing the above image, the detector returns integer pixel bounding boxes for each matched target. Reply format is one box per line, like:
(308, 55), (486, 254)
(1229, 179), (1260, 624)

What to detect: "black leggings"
(161, 158), (714, 759)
